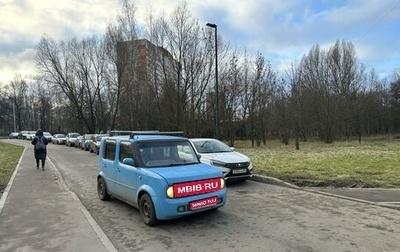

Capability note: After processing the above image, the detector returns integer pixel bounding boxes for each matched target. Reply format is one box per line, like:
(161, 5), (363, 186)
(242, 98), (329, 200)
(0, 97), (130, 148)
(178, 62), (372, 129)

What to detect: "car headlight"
(248, 162), (253, 171)
(220, 178), (225, 188)
(210, 160), (226, 167)
(167, 186), (174, 198)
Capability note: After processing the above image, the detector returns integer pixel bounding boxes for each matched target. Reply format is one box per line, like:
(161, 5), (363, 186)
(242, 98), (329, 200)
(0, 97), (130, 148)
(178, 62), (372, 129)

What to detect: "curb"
(249, 174), (299, 189)
(250, 174), (400, 211)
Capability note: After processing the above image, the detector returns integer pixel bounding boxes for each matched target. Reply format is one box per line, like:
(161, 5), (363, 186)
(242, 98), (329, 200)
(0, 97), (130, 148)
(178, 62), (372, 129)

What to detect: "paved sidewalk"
(0, 145), (117, 252)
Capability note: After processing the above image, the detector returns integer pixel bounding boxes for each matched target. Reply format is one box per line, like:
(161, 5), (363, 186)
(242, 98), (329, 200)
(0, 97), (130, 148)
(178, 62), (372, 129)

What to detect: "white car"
(189, 138), (253, 182)
(66, 132), (81, 147)
(43, 132), (53, 141)
(52, 134), (67, 145)
(26, 131), (36, 140)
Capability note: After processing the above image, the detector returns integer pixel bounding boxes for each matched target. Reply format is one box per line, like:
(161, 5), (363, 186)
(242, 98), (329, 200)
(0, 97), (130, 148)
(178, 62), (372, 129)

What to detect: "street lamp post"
(13, 102), (16, 132)
(206, 22), (219, 139)
(9, 96), (16, 132)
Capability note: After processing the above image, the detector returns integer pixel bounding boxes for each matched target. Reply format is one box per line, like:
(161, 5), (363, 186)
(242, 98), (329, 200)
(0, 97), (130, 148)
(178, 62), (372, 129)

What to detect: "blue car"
(97, 132), (227, 226)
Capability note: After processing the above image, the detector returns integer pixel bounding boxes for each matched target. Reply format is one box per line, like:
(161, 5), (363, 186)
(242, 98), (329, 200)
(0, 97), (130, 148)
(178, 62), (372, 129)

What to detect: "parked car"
(74, 135), (83, 148)
(52, 134), (67, 145)
(189, 138), (253, 182)
(9, 132), (19, 139)
(18, 130), (29, 139)
(90, 134), (109, 154)
(43, 132), (53, 142)
(97, 131), (227, 226)
(81, 134), (93, 151)
(66, 132), (81, 147)
(26, 131), (36, 140)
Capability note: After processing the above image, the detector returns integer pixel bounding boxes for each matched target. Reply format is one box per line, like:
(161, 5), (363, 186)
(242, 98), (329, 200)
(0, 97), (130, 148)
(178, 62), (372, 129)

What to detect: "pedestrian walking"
(31, 129), (48, 170)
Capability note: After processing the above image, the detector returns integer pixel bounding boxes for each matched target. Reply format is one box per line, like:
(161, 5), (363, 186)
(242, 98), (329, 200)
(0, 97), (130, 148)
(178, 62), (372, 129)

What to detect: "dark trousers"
(36, 158), (45, 168)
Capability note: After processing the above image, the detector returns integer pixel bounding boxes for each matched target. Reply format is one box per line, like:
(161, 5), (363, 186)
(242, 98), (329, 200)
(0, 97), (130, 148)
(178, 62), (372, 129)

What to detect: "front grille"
(224, 162), (251, 179)
(224, 162), (250, 169)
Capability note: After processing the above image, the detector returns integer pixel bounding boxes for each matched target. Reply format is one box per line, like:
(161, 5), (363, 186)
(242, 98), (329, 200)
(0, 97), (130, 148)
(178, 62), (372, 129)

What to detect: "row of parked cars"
(9, 130), (53, 141)
(9, 130), (108, 155)
(51, 132), (109, 154)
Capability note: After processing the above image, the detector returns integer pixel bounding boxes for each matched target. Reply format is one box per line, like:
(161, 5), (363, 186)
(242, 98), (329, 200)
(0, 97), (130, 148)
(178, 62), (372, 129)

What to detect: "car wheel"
(139, 193), (157, 226)
(97, 177), (110, 201)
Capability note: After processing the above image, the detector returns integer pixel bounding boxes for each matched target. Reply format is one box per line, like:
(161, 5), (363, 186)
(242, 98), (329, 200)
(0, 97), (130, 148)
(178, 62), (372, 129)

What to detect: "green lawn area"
(235, 137), (400, 188)
(0, 141), (24, 193)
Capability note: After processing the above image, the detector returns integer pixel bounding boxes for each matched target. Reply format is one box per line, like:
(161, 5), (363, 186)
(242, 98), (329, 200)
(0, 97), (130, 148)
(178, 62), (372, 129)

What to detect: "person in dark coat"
(31, 129), (49, 170)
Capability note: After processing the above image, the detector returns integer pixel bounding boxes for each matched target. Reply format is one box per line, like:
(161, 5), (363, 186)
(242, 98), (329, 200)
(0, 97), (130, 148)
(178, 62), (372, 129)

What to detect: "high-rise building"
(116, 39), (178, 129)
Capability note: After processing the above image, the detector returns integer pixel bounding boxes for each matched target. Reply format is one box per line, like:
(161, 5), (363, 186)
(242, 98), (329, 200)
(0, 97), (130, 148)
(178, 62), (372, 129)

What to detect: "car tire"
(139, 193), (157, 226)
(97, 177), (110, 201)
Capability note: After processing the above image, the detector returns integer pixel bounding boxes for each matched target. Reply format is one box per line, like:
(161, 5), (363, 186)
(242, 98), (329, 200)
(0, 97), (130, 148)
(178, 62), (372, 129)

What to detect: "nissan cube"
(97, 131), (227, 226)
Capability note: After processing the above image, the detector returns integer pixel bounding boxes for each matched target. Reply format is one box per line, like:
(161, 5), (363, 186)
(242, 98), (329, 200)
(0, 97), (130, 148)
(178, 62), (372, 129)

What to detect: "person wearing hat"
(31, 129), (49, 170)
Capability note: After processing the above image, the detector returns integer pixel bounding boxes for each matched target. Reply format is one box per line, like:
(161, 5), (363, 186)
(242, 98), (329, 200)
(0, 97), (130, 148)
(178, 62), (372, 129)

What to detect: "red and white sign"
(173, 178), (221, 198)
(189, 196), (219, 210)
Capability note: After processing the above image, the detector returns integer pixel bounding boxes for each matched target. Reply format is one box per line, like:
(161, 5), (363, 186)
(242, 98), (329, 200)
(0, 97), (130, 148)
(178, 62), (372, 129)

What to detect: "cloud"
(1, 0), (399, 85)
(0, 0), (118, 84)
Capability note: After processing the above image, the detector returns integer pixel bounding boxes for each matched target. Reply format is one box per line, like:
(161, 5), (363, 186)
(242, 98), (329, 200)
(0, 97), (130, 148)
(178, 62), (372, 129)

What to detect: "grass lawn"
(235, 137), (400, 188)
(0, 141), (24, 194)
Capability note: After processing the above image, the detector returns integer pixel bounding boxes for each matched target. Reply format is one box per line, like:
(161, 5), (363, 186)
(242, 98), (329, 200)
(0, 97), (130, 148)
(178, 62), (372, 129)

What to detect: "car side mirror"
(123, 158), (135, 166)
(230, 147), (235, 151)
(197, 154), (202, 159)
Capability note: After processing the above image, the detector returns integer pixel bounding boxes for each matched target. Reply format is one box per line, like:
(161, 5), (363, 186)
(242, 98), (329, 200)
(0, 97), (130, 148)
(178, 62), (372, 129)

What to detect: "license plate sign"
(189, 196), (219, 210)
(232, 169), (247, 174)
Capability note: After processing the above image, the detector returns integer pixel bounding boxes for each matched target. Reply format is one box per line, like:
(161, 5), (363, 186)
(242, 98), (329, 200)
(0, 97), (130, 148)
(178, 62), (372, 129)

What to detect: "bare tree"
(105, 0), (141, 130)
(36, 35), (114, 133)
(146, 2), (217, 135)
(247, 53), (277, 146)
(6, 76), (29, 131)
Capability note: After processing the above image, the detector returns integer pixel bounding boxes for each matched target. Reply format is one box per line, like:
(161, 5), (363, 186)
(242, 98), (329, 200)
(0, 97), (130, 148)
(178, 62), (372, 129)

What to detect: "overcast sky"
(1, 0), (399, 85)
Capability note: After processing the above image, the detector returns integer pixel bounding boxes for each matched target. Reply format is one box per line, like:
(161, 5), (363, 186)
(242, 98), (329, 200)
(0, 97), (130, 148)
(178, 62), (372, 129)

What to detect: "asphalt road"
(5, 140), (400, 252)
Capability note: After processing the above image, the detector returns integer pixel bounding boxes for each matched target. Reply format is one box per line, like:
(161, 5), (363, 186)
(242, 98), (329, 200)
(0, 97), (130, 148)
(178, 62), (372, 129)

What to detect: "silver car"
(82, 134), (93, 151)
(90, 134), (109, 154)
(43, 132), (53, 142)
(52, 134), (67, 144)
(66, 132), (81, 147)
(189, 138), (253, 182)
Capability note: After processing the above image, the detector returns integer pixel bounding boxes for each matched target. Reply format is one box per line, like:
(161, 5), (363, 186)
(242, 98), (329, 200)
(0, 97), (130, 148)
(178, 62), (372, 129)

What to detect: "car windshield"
(58, 134), (66, 138)
(70, 133), (80, 137)
(138, 140), (199, 168)
(96, 134), (108, 140)
(192, 139), (233, 153)
(43, 132), (51, 136)
(84, 134), (93, 139)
